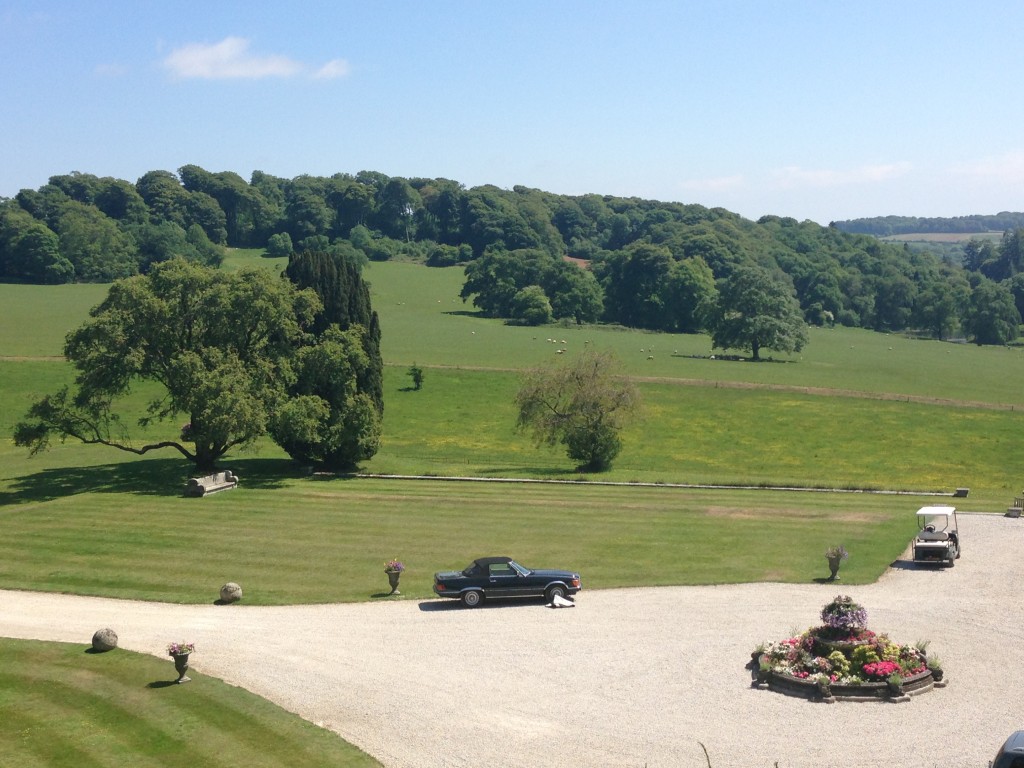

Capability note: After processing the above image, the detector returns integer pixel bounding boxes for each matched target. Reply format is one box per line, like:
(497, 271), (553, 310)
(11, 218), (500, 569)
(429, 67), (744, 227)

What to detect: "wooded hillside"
(832, 212), (1024, 236)
(2, 167), (1023, 344)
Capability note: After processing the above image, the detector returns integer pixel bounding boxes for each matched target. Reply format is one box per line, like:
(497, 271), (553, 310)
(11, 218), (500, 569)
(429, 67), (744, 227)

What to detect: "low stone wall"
(755, 667), (940, 703)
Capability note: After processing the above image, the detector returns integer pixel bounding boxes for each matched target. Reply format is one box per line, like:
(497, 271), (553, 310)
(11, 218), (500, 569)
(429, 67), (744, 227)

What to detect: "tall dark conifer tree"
(272, 250), (384, 470)
(284, 250), (383, 415)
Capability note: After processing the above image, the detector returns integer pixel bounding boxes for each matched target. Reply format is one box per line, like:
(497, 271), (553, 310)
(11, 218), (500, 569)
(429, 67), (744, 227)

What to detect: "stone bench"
(183, 470), (238, 497)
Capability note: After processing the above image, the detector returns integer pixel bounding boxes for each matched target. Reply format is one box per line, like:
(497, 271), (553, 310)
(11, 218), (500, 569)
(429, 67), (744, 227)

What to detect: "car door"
(486, 562), (519, 597)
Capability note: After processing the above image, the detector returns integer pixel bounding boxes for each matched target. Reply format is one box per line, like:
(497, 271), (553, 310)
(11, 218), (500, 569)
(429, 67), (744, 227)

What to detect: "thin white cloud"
(313, 58), (351, 80)
(162, 36), (348, 81)
(770, 162), (912, 189)
(950, 151), (1024, 183)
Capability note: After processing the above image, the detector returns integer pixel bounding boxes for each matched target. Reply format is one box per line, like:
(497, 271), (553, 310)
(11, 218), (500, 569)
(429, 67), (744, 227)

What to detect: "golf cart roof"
(916, 505), (956, 517)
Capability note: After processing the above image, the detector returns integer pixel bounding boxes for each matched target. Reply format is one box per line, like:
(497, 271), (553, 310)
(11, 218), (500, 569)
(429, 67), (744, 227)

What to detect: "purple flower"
(820, 595), (868, 631)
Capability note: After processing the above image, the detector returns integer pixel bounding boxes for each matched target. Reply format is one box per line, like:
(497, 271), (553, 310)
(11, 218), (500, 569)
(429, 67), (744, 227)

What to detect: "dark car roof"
(473, 556), (513, 567)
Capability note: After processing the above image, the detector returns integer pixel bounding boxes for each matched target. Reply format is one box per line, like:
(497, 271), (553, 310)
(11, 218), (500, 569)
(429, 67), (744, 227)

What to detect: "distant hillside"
(832, 212), (1024, 237)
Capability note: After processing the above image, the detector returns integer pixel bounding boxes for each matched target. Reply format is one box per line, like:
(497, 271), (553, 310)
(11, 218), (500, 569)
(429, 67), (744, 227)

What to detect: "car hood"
(528, 569), (579, 579)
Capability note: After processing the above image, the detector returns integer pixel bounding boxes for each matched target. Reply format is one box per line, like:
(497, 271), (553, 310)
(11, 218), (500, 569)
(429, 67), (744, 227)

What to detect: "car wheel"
(461, 590), (483, 608)
(546, 584), (567, 603)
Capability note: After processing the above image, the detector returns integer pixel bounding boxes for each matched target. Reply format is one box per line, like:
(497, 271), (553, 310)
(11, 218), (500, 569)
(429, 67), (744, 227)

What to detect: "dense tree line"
(832, 212), (1024, 236)
(2, 166), (1021, 345)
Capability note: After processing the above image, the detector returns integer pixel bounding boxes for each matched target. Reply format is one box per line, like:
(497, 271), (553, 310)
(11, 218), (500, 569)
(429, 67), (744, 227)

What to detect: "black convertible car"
(432, 556), (582, 607)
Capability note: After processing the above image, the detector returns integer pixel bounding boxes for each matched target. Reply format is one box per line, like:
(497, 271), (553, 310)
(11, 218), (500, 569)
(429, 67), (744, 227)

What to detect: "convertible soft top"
(472, 556), (513, 567)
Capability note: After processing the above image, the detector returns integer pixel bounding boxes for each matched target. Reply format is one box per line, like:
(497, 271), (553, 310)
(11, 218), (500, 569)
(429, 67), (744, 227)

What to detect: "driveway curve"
(2, 513), (1021, 767)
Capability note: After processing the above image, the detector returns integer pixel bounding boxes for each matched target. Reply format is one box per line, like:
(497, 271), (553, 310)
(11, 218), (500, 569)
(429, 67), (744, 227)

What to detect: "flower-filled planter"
(384, 559), (405, 595)
(751, 596), (942, 702)
(167, 641), (195, 684)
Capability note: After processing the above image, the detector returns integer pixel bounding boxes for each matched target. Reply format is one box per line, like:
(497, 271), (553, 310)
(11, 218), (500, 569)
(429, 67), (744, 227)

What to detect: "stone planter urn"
(816, 677), (835, 703)
(167, 642), (194, 684)
(827, 556), (842, 580)
(824, 546), (848, 581)
(171, 654), (191, 684)
(384, 559), (404, 595)
(754, 660), (773, 688)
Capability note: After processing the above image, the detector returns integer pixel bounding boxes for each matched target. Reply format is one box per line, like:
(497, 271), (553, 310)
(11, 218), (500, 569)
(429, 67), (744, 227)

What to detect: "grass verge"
(0, 637), (380, 768)
(0, 472), (920, 604)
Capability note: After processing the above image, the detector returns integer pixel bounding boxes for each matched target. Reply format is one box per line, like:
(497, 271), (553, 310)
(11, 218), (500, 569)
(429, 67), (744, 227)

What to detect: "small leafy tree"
(511, 285), (552, 325)
(515, 349), (640, 471)
(266, 231), (293, 257)
(963, 277), (1021, 345)
(408, 363), (424, 391)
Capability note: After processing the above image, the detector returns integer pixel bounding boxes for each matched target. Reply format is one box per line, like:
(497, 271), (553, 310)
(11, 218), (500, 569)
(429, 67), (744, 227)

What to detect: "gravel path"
(2, 513), (1021, 767)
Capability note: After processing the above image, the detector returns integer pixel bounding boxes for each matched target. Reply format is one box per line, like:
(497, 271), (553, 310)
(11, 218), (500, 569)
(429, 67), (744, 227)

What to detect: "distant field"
(880, 231), (1004, 243)
(9, 257), (1024, 406)
(0, 283), (109, 358)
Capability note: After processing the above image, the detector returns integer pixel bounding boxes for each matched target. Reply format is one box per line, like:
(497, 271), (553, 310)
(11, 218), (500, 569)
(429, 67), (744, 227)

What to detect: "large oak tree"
(708, 263), (809, 361)
(15, 258), (320, 471)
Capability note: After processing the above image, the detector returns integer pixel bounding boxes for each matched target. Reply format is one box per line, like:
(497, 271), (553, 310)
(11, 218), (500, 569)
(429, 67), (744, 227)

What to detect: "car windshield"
(918, 515), (948, 531)
(509, 561), (531, 576)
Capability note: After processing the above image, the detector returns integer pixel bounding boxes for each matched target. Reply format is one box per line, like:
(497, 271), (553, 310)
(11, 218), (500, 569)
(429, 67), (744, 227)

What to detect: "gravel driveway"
(2, 513), (1021, 767)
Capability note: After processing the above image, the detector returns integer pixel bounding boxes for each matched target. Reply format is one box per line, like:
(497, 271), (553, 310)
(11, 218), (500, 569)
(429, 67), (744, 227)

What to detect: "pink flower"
(862, 660), (901, 679)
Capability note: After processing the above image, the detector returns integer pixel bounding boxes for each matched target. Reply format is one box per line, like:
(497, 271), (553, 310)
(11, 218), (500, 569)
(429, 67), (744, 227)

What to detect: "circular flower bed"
(751, 596), (944, 702)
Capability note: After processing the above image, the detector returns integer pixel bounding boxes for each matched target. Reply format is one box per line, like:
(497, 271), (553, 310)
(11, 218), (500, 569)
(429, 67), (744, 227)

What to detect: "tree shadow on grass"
(442, 309), (485, 318)
(677, 353), (796, 364)
(0, 457), (308, 507)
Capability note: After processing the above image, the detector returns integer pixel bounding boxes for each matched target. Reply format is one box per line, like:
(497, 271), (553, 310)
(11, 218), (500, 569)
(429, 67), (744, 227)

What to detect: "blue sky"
(3, 1), (1023, 225)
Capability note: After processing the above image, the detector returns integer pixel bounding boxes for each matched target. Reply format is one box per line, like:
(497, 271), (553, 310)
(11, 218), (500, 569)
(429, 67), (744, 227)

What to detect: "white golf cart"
(912, 505), (961, 566)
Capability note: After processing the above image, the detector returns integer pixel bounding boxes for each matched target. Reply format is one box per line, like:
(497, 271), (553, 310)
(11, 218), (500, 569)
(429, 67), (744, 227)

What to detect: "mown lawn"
(0, 467), (922, 604)
(0, 638), (380, 768)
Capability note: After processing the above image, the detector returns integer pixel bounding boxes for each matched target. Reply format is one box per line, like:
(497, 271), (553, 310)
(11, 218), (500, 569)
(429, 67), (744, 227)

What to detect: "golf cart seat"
(917, 530), (949, 541)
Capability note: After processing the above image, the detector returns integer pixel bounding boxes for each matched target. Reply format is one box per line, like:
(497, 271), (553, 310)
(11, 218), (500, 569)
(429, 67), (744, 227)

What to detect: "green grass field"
(2, 252), (1021, 764)
(0, 638), (380, 768)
